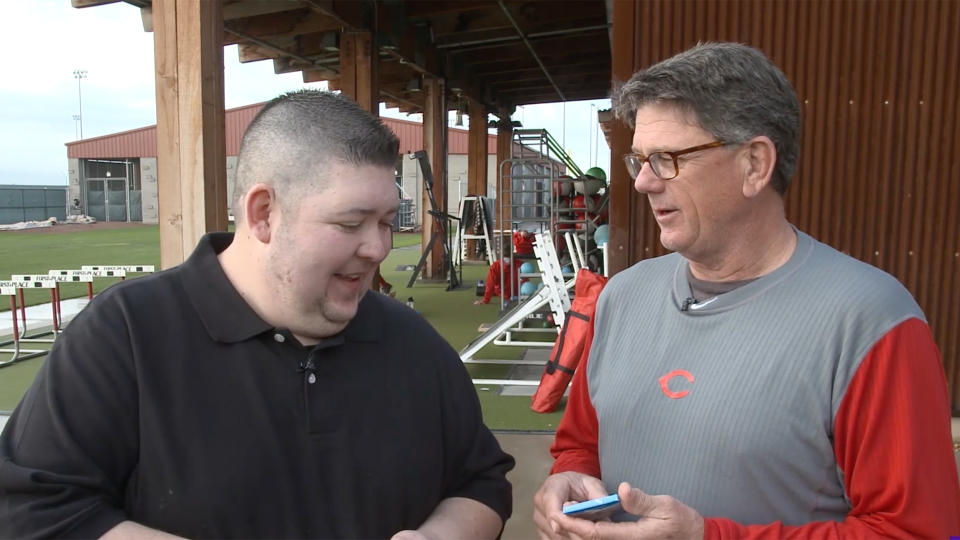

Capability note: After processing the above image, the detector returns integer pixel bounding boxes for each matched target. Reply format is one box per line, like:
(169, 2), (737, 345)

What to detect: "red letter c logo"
(659, 369), (694, 399)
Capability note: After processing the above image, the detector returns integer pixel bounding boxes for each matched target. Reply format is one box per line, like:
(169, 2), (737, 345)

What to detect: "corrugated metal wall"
(609, 0), (960, 412)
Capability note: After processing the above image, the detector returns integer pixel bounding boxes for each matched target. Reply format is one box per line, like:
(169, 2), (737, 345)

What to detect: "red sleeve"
(549, 345), (601, 478)
(705, 317), (960, 540)
(481, 262), (500, 304)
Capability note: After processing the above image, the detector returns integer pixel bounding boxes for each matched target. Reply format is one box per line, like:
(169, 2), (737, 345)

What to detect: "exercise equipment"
(406, 150), (460, 290)
(585, 167), (607, 181)
(519, 281), (538, 296)
(594, 224), (610, 246)
(460, 232), (574, 385)
(453, 196), (495, 265)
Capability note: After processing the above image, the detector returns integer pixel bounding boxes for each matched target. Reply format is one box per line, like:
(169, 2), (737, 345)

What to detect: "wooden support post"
(153, 0), (228, 269)
(421, 77), (447, 279)
(607, 0), (639, 275)
(465, 98), (488, 260)
(495, 114), (514, 259)
(339, 31), (378, 114)
(339, 29), (382, 290)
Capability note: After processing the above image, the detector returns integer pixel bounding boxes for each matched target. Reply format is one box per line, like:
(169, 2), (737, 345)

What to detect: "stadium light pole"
(72, 115), (80, 140)
(73, 69), (87, 139)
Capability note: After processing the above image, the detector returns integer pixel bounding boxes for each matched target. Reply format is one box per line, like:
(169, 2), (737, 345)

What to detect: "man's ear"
(242, 183), (276, 243)
(741, 136), (777, 199)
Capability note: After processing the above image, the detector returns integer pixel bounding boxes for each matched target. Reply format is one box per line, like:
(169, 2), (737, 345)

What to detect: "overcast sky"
(0, 0), (611, 186)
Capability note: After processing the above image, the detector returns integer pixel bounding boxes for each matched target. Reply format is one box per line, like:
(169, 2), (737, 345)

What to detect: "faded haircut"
(613, 42), (801, 194)
(234, 90), (399, 219)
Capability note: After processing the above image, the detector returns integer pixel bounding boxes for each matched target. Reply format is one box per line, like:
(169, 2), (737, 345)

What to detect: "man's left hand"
(552, 482), (704, 540)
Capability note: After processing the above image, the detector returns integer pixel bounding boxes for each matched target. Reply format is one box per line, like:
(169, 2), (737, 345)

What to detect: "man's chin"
(323, 299), (360, 325)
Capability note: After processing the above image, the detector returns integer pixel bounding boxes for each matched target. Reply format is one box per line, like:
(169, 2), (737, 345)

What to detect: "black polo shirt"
(0, 233), (514, 539)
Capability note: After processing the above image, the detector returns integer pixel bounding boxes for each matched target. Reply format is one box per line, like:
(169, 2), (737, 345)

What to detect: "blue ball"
(593, 224), (610, 246)
(519, 281), (538, 296)
(519, 262), (536, 274)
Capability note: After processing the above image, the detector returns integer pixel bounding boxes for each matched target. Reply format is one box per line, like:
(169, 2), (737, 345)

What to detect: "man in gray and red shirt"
(533, 42), (959, 539)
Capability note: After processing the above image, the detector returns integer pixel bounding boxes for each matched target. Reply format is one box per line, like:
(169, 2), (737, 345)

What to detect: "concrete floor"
(495, 431), (554, 540)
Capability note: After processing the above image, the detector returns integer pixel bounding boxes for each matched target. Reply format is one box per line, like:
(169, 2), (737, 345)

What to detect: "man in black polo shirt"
(0, 91), (514, 539)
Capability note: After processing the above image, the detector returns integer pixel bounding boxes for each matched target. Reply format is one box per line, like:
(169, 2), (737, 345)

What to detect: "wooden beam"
(380, 89), (422, 113)
(273, 56), (338, 76)
(467, 99), (488, 199)
(154, 0), (228, 269)
(227, 8), (342, 41)
(607, 0), (638, 276)
(422, 77), (447, 279)
(303, 69), (339, 83)
(404, 0), (492, 18)
(337, 24), (380, 289)
(464, 98), (488, 260)
(71, 0), (120, 7)
(222, 0), (302, 21)
(495, 114), (514, 259)
(237, 42), (278, 63)
(376, 3), (498, 112)
(339, 31), (378, 113)
(301, 0), (366, 30)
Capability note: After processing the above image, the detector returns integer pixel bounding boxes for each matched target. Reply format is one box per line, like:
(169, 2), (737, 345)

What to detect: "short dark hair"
(613, 42), (801, 194)
(234, 90), (399, 217)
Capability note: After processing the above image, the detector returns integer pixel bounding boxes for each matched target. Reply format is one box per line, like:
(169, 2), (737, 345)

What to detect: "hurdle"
(0, 280), (48, 366)
(46, 269), (101, 329)
(81, 265), (155, 278)
(8, 274), (61, 344)
(0, 266), (154, 361)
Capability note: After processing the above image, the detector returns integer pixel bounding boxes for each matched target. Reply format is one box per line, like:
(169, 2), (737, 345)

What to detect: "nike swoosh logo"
(688, 297), (718, 310)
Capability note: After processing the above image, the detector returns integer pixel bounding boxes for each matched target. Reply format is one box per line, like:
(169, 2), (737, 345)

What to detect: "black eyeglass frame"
(623, 140), (729, 180)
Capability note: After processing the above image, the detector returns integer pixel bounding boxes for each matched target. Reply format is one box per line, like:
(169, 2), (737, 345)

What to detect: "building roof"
(65, 102), (498, 159)
(77, 0), (610, 116)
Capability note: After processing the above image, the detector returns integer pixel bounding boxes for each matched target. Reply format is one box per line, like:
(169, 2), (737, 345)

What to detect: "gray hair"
(613, 42), (801, 194)
(234, 90), (399, 218)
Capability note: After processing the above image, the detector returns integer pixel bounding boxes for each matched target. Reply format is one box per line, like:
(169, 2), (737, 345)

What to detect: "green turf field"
(0, 226), (564, 429)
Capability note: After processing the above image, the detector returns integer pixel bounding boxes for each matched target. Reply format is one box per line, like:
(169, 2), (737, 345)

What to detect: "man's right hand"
(533, 471), (608, 539)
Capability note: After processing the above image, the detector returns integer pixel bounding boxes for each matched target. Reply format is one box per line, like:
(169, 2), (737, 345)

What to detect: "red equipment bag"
(530, 269), (608, 413)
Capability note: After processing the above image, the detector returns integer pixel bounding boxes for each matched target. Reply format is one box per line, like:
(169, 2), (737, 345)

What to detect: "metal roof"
(65, 103), (498, 159)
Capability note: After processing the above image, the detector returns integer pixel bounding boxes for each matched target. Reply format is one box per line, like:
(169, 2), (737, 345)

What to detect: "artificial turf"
(0, 226), (565, 429)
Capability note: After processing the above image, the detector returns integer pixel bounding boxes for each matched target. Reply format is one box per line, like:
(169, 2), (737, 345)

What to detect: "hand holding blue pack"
(562, 493), (621, 520)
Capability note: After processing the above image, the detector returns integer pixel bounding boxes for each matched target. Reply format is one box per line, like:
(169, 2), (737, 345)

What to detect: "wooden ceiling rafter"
(221, 1), (304, 21)
(115, 0), (610, 114)
(227, 27), (340, 77)
(225, 7), (343, 43)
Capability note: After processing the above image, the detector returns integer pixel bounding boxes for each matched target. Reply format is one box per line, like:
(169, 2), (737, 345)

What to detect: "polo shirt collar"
(181, 232), (272, 343)
(181, 233), (383, 344)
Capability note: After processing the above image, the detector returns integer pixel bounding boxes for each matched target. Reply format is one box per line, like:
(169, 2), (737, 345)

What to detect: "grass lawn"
(0, 226), (565, 430)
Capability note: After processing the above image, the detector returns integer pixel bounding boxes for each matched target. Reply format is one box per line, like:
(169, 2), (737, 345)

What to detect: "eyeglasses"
(623, 141), (729, 180)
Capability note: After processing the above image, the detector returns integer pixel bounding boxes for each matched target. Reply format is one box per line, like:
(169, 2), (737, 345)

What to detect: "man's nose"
(633, 161), (664, 194)
(358, 227), (390, 261)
